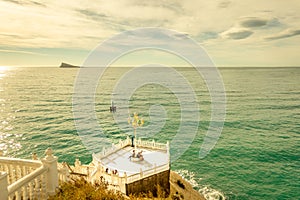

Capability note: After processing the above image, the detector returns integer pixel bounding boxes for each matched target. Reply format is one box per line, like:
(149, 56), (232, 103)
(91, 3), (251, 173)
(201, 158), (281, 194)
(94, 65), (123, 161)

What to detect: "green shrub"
(49, 178), (125, 200)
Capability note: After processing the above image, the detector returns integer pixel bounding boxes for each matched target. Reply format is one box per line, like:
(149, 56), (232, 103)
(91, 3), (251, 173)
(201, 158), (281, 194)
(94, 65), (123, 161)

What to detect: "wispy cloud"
(220, 15), (283, 39)
(239, 17), (269, 28)
(0, 49), (47, 56)
(221, 28), (253, 40)
(218, 0), (232, 8)
(2, 0), (46, 7)
(265, 29), (300, 40)
(1, 0), (299, 47)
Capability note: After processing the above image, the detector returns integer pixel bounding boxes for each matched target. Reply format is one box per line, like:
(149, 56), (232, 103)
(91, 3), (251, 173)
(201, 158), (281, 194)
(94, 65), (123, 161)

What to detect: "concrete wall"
(126, 170), (170, 197)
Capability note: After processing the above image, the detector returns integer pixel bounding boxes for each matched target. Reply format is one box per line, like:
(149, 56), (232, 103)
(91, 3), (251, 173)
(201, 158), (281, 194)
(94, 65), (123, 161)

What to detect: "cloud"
(238, 17), (284, 30)
(2, 0), (46, 7)
(0, 49), (47, 56)
(265, 29), (300, 40)
(0, 1), (294, 47)
(218, 0), (231, 8)
(221, 28), (253, 40)
(239, 17), (268, 28)
(219, 15), (284, 41)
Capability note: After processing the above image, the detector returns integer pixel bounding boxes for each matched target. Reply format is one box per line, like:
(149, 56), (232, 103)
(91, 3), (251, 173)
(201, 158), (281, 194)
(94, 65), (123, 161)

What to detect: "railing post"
(139, 168), (143, 178)
(124, 172), (127, 183)
(61, 162), (70, 182)
(75, 158), (81, 172)
(0, 172), (8, 200)
(166, 141), (170, 162)
(41, 148), (58, 196)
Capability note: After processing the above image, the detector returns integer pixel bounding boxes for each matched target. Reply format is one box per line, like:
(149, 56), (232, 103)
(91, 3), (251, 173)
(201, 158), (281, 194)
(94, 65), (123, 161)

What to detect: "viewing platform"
(93, 136), (169, 174)
(90, 137), (170, 196)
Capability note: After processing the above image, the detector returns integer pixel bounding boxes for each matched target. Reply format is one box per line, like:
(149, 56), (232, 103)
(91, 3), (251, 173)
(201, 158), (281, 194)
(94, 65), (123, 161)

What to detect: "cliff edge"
(169, 171), (205, 200)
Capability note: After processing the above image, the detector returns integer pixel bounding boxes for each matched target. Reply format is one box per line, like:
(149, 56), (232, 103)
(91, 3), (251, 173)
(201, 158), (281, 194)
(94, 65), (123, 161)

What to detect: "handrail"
(0, 157), (42, 168)
(7, 165), (47, 195)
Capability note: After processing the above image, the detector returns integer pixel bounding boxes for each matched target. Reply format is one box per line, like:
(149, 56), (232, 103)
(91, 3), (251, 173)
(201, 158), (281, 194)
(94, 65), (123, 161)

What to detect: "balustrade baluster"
(14, 164), (19, 183)
(8, 164), (14, 184)
(36, 176), (41, 199)
(20, 165), (24, 178)
(33, 178), (38, 199)
(41, 174), (47, 199)
(16, 165), (21, 181)
(8, 193), (14, 200)
(27, 166), (30, 175)
(29, 180), (34, 199)
(15, 189), (21, 200)
(22, 183), (28, 200)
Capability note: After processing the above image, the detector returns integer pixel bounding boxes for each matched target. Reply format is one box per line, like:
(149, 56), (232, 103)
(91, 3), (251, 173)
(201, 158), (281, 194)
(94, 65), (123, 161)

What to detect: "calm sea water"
(0, 67), (299, 199)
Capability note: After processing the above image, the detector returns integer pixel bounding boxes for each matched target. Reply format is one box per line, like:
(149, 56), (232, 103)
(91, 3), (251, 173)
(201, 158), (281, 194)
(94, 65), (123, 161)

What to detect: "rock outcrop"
(59, 62), (80, 68)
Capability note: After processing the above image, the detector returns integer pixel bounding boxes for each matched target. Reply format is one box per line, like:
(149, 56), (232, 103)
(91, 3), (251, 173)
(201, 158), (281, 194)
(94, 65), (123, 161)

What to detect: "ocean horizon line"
(2, 65), (300, 68)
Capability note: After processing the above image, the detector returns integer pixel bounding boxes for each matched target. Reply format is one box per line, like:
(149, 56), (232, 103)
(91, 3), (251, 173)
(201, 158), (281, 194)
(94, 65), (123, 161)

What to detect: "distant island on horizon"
(59, 62), (80, 68)
(57, 62), (300, 69)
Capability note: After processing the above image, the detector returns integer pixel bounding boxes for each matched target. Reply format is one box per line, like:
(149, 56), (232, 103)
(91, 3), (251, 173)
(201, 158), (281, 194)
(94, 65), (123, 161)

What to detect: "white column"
(0, 172), (8, 200)
(41, 148), (58, 196)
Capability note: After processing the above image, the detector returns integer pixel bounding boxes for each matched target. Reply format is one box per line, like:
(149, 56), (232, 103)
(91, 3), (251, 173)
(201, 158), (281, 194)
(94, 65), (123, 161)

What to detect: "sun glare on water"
(0, 66), (11, 71)
(0, 66), (10, 79)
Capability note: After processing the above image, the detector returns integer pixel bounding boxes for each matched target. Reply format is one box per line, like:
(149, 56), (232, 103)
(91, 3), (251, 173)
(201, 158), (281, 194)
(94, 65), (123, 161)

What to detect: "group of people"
(129, 149), (144, 161)
(105, 167), (118, 175)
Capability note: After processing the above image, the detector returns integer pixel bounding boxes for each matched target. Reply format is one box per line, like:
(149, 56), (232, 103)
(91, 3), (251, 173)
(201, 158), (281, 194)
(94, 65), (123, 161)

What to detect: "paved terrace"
(92, 138), (170, 176)
(99, 146), (168, 175)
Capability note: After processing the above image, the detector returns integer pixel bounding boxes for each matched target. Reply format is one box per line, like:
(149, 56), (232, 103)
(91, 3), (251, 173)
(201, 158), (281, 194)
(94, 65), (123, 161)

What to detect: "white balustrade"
(7, 165), (47, 200)
(58, 162), (70, 182)
(0, 157), (42, 185)
(0, 148), (59, 200)
(97, 137), (168, 159)
(125, 163), (170, 184)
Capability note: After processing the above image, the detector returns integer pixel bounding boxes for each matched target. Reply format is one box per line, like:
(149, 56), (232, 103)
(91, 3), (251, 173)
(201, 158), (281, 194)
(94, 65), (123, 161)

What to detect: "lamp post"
(128, 112), (144, 153)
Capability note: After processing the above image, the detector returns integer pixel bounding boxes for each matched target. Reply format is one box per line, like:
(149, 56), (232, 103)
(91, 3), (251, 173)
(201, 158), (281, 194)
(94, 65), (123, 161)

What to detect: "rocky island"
(59, 62), (80, 68)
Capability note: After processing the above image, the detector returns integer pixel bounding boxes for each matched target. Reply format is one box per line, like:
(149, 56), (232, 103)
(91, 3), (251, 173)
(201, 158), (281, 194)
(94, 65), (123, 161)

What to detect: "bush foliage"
(49, 178), (125, 200)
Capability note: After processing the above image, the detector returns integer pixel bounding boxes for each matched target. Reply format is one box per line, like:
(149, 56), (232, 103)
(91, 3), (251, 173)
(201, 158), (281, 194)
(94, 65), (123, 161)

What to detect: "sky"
(0, 0), (300, 67)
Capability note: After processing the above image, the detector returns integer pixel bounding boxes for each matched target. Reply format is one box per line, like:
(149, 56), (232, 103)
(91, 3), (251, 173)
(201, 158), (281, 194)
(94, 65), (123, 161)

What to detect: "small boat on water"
(110, 101), (116, 112)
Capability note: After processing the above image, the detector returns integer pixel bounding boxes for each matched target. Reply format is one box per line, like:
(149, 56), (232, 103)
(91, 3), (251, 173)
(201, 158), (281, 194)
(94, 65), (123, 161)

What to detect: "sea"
(0, 66), (299, 200)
